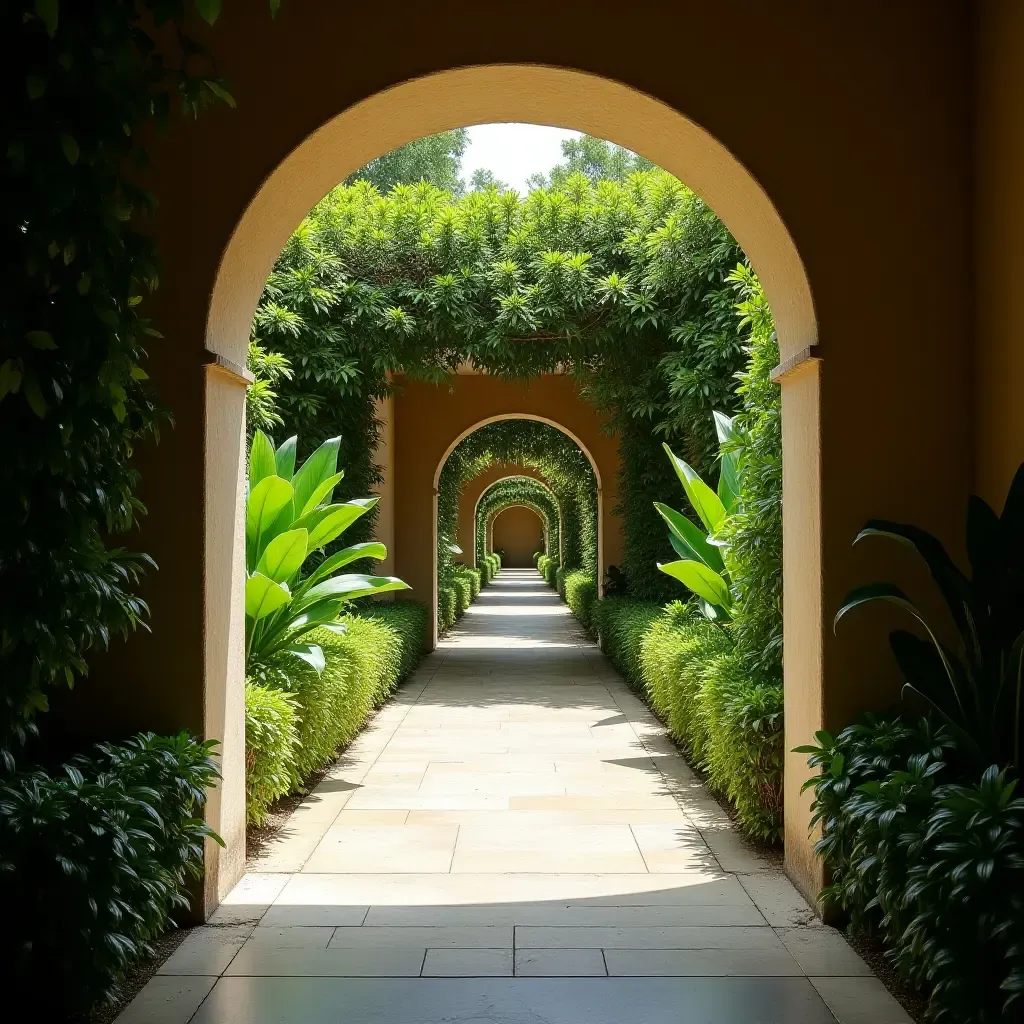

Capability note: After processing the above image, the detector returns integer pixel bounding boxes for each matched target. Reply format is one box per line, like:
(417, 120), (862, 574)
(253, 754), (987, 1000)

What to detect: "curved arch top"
(433, 413), (603, 491)
(207, 64), (816, 370)
(473, 473), (560, 527)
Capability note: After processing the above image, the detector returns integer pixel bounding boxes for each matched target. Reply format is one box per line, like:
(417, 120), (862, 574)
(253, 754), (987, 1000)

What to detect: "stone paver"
(119, 568), (903, 1023)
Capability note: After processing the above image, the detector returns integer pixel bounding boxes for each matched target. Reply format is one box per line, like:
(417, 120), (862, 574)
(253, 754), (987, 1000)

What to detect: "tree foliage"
(252, 169), (746, 601)
(347, 129), (469, 195)
(527, 134), (654, 191)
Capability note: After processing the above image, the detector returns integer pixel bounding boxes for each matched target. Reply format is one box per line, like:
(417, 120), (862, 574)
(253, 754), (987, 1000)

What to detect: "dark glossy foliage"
(0, 0), (241, 762)
(0, 731), (221, 1013)
(836, 463), (1024, 770)
(799, 717), (1024, 1022)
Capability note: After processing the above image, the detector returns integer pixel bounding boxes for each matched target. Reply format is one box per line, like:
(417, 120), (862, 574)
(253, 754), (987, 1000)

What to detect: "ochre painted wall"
(62, 3), (983, 908)
(492, 506), (546, 567)
(975, 0), (1024, 508)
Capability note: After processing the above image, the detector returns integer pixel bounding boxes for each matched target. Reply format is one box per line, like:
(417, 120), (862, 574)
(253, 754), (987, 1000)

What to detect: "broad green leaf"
(714, 412), (740, 513)
(285, 643), (325, 675)
(297, 497), (377, 552)
(295, 573), (409, 613)
(274, 435), (297, 480)
(23, 373), (48, 417)
(195, 0), (222, 24)
(0, 359), (23, 401)
(26, 330), (56, 349)
(248, 430), (277, 489)
(256, 528), (308, 583)
(662, 443), (727, 533)
(245, 476), (293, 564)
(654, 502), (723, 572)
(658, 559), (731, 609)
(245, 573), (290, 621)
(295, 542), (388, 595)
(291, 435), (341, 517)
(299, 470), (344, 516)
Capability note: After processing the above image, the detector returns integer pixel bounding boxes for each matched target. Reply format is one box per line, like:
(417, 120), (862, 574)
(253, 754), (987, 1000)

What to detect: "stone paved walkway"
(118, 569), (909, 1023)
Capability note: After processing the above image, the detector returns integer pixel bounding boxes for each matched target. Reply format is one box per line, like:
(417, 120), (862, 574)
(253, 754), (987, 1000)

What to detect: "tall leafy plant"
(245, 430), (407, 673)
(654, 412), (738, 620)
(835, 463), (1024, 770)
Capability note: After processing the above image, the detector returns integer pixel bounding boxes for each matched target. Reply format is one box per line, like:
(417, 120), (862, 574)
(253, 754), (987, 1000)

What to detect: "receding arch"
(432, 412), (603, 647)
(473, 474), (562, 566)
(489, 504), (547, 568)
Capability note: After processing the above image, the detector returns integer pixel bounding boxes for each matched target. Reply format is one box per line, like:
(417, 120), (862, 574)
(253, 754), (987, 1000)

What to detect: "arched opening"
(431, 412), (605, 648)
(203, 65), (819, 903)
(490, 506), (545, 568)
(473, 475), (561, 567)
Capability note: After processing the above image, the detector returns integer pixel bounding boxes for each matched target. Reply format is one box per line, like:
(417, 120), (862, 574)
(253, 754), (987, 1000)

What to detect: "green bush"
(438, 586), (457, 633)
(591, 597), (663, 687)
(800, 718), (1024, 1022)
(455, 566), (481, 600)
(700, 651), (782, 840)
(639, 605), (730, 762)
(564, 570), (598, 630)
(537, 554), (559, 589)
(555, 566), (567, 598)
(359, 600), (428, 681)
(453, 576), (472, 616)
(0, 732), (220, 1015)
(244, 682), (299, 825)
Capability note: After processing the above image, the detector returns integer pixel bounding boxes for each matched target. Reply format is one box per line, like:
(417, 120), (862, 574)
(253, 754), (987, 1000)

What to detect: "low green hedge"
(359, 600), (428, 681)
(589, 597), (783, 843)
(802, 716), (1024, 1022)
(564, 570), (598, 630)
(591, 597), (663, 687)
(245, 681), (298, 825)
(438, 586), (457, 633)
(453, 575), (473, 615)
(537, 553), (559, 589)
(0, 732), (220, 1015)
(555, 565), (567, 598)
(459, 567), (482, 599)
(245, 603), (428, 823)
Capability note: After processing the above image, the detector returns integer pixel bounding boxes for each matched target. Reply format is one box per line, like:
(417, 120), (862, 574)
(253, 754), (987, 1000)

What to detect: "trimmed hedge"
(555, 565), (567, 598)
(537, 553), (559, 589)
(438, 586), (457, 633)
(564, 570), (598, 631)
(244, 682), (298, 825)
(459, 567), (482, 599)
(591, 597), (662, 688)
(453, 575), (473, 616)
(587, 595), (783, 842)
(245, 602), (428, 823)
(0, 733), (220, 1014)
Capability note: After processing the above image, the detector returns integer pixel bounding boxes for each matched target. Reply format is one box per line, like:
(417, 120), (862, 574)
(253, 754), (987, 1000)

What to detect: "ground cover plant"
(797, 460), (1024, 1020)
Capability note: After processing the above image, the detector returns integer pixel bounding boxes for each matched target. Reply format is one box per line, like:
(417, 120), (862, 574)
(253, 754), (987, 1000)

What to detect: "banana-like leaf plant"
(654, 412), (738, 620)
(245, 430), (409, 673)
(834, 462), (1024, 770)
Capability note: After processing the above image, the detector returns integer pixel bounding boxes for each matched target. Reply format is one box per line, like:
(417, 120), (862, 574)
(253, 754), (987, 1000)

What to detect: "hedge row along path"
(115, 570), (902, 1024)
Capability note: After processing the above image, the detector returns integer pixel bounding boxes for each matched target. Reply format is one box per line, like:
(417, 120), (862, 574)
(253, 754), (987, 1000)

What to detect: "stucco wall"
(492, 507), (545, 567)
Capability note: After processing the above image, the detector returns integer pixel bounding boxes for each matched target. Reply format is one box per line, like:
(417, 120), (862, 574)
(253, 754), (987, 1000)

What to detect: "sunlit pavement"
(117, 569), (906, 1024)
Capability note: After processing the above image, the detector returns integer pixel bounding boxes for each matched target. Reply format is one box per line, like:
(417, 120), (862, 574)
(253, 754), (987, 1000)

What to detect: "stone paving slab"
(118, 569), (902, 1023)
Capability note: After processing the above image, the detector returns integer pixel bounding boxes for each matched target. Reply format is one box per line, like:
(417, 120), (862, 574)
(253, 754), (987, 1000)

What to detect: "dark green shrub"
(0, 732), (221, 1014)
(455, 567), (481, 601)
(555, 566), (567, 598)
(591, 597), (663, 687)
(438, 586), (457, 633)
(800, 718), (1024, 1022)
(537, 554), (559, 589)
(564, 570), (598, 630)
(244, 681), (298, 825)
